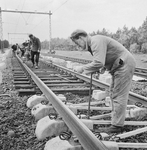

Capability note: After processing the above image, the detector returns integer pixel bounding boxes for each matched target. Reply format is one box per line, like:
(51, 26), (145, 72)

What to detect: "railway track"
(47, 54), (147, 79)
(11, 53), (147, 150)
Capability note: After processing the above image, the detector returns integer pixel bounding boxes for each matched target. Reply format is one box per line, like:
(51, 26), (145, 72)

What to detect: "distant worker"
(20, 42), (26, 57)
(24, 40), (31, 61)
(70, 29), (136, 133)
(11, 43), (18, 56)
(28, 34), (41, 69)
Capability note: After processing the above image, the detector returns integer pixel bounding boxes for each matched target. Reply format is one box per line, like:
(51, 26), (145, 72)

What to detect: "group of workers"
(11, 29), (136, 134)
(11, 34), (41, 69)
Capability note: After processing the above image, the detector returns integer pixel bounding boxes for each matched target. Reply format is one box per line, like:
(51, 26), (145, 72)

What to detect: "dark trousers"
(31, 51), (40, 66)
(21, 50), (25, 57)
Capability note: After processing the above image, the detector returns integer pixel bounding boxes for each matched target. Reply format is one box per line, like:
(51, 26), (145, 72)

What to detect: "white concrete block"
(105, 76), (112, 84)
(66, 61), (73, 69)
(100, 132), (109, 138)
(102, 141), (119, 150)
(68, 105), (78, 114)
(57, 94), (66, 102)
(31, 103), (56, 121)
(71, 63), (81, 70)
(105, 96), (112, 107)
(52, 58), (67, 67)
(99, 73), (112, 84)
(26, 95), (48, 108)
(133, 75), (146, 81)
(44, 136), (82, 150)
(77, 114), (87, 119)
(126, 107), (147, 118)
(44, 137), (119, 150)
(35, 116), (68, 140)
(80, 119), (94, 130)
(92, 90), (107, 101)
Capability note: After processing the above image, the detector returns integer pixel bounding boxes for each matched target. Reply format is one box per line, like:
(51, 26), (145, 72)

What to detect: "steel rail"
(16, 57), (109, 150)
(114, 126), (147, 139)
(135, 67), (147, 72)
(47, 54), (147, 74)
(134, 72), (147, 79)
(42, 59), (147, 106)
(47, 54), (91, 64)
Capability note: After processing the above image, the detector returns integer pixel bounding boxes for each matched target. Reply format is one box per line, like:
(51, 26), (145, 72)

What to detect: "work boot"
(96, 125), (123, 133)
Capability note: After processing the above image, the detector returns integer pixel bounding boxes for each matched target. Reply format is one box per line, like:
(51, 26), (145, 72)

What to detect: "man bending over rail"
(70, 29), (136, 133)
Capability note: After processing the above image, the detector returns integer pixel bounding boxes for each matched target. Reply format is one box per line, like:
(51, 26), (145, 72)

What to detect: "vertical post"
(49, 11), (52, 53)
(0, 7), (4, 53)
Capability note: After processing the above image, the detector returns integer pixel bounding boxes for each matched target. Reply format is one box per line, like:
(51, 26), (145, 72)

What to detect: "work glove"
(74, 66), (84, 73)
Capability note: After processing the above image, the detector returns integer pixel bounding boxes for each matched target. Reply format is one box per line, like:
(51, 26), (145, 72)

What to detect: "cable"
(38, 0), (54, 11)
(27, 16), (48, 33)
(21, 13), (27, 25)
(53, 0), (70, 13)
(25, 0), (54, 28)
(14, 0), (26, 34)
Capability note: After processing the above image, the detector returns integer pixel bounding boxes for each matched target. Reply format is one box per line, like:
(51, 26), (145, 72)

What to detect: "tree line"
(0, 40), (9, 49)
(1, 16), (147, 54)
(41, 16), (147, 53)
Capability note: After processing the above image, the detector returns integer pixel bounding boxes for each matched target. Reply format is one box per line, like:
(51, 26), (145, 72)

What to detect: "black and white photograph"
(0, 0), (147, 150)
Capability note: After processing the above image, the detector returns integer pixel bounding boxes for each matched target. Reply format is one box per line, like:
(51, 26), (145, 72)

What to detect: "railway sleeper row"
(12, 57), (94, 96)
(25, 93), (147, 150)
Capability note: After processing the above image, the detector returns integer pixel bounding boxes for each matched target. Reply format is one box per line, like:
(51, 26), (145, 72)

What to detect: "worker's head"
(70, 29), (88, 50)
(29, 34), (34, 39)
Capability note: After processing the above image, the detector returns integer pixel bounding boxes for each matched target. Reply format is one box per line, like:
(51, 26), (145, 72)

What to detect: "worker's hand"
(74, 66), (84, 73)
(93, 72), (100, 79)
(99, 67), (106, 74)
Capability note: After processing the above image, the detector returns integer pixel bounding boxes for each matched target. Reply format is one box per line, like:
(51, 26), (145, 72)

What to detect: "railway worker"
(28, 34), (41, 69)
(11, 43), (18, 56)
(70, 29), (136, 133)
(20, 42), (26, 57)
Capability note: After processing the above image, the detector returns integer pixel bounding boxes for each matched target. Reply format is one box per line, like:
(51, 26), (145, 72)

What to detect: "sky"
(1, 0), (147, 43)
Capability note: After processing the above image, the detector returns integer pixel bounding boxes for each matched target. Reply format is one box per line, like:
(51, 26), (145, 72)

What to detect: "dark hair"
(29, 34), (33, 38)
(74, 33), (87, 39)
(70, 29), (87, 40)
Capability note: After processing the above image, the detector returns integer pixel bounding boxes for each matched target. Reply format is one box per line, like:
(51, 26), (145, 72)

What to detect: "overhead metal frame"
(0, 7), (52, 53)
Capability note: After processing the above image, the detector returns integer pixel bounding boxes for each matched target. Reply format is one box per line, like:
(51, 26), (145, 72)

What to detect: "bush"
(141, 42), (147, 53)
(129, 43), (140, 53)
